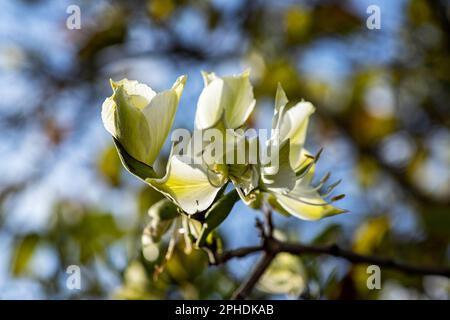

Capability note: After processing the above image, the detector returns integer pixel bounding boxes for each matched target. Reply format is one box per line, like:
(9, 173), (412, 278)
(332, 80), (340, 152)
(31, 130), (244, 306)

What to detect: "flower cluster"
(101, 70), (345, 248)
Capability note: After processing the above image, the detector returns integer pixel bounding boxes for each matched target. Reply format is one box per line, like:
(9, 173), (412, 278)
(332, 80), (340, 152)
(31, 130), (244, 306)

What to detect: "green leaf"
(113, 137), (157, 181)
(73, 212), (125, 263)
(11, 234), (40, 276)
(98, 143), (122, 186)
(196, 189), (239, 247)
(137, 186), (165, 217)
(312, 224), (343, 245)
(145, 198), (179, 242)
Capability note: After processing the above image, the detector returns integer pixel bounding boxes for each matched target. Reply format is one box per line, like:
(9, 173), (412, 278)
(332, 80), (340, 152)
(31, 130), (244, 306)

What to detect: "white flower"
(102, 72), (345, 220)
(146, 154), (222, 214)
(262, 84), (346, 220)
(195, 70), (255, 130)
(102, 76), (186, 166)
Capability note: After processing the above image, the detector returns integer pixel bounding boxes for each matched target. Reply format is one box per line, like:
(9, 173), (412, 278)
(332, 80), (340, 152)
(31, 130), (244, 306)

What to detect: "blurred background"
(0, 0), (449, 299)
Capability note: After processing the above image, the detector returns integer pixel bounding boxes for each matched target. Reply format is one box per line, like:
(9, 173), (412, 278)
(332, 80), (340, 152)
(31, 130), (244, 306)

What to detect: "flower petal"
(261, 140), (296, 193)
(102, 79), (156, 137)
(101, 96), (117, 136)
(195, 78), (225, 129)
(111, 85), (153, 165)
(271, 83), (289, 132)
(141, 75), (187, 165)
(279, 101), (315, 170)
(195, 70), (256, 129)
(103, 77), (186, 166)
(147, 155), (222, 214)
(272, 179), (346, 220)
(222, 70), (256, 129)
(110, 78), (156, 109)
(201, 71), (218, 86)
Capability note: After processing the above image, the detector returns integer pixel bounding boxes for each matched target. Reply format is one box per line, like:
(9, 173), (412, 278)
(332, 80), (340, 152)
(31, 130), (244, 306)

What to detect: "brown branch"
(263, 206), (274, 237)
(277, 241), (450, 278)
(213, 245), (262, 265)
(231, 251), (276, 300)
(217, 236), (450, 299)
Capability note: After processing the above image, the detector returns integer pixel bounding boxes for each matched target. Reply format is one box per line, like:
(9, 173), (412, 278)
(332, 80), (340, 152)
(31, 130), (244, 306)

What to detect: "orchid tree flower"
(146, 153), (223, 214)
(271, 83), (315, 171)
(102, 76), (187, 167)
(164, 70), (260, 212)
(147, 69), (260, 214)
(101, 72), (260, 246)
(195, 70), (255, 130)
(260, 84), (346, 220)
(101, 72), (346, 250)
(101, 76), (223, 215)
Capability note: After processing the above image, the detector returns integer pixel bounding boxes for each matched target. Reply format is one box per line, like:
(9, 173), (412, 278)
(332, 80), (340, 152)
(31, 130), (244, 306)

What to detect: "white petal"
(201, 71), (218, 86)
(104, 79), (157, 137)
(105, 77), (186, 166)
(148, 156), (222, 214)
(279, 101), (315, 144)
(279, 101), (315, 170)
(275, 83), (288, 113)
(141, 75), (187, 165)
(271, 83), (288, 132)
(195, 70), (256, 129)
(112, 85), (152, 164)
(101, 97), (116, 136)
(111, 79), (156, 109)
(195, 78), (225, 129)
(293, 147), (316, 178)
(273, 179), (345, 220)
(222, 71), (256, 129)
(262, 140), (296, 193)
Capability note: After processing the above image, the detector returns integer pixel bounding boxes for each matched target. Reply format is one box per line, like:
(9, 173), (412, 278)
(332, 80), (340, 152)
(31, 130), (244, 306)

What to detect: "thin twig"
(212, 245), (262, 265)
(277, 241), (450, 278)
(218, 239), (450, 278)
(263, 206), (274, 237)
(231, 251), (276, 300)
(219, 205), (450, 299)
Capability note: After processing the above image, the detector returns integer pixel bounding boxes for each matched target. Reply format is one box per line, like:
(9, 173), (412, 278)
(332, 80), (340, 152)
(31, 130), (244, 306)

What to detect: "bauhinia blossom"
(262, 84), (346, 220)
(195, 70), (255, 130)
(151, 71), (260, 214)
(101, 70), (345, 228)
(102, 76), (186, 166)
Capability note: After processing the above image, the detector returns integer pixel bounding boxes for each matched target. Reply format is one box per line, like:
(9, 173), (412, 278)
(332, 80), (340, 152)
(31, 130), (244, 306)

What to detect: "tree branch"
(276, 241), (450, 278)
(215, 236), (450, 299)
(231, 251), (276, 300)
(213, 245), (262, 265)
